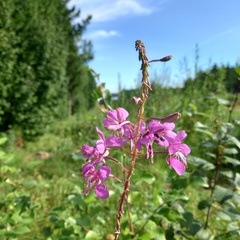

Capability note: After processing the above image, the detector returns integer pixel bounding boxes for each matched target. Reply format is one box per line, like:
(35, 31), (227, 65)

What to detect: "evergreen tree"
(225, 65), (239, 93)
(63, 5), (95, 115)
(0, 0), (95, 138)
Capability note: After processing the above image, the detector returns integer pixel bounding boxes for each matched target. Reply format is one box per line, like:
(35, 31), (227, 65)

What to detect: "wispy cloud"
(200, 28), (234, 46)
(86, 30), (120, 39)
(68, 0), (155, 22)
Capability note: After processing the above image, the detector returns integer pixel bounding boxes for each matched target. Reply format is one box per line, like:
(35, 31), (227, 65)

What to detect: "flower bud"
(159, 55), (173, 62)
(132, 96), (142, 104)
(151, 112), (181, 123)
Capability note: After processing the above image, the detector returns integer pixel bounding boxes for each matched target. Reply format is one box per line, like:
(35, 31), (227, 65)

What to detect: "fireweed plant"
(81, 40), (191, 239)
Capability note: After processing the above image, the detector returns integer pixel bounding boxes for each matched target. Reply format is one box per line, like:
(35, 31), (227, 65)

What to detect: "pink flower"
(166, 131), (191, 175)
(102, 108), (130, 133)
(136, 120), (177, 163)
(122, 122), (145, 150)
(82, 128), (126, 165)
(82, 163), (111, 199)
(148, 121), (177, 148)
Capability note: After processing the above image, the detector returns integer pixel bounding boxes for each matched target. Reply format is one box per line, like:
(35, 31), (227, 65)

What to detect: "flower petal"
(94, 184), (109, 199)
(117, 108), (129, 121)
(96, 127), (105, 141)
(96, 139), (105, 154)
(82, 163), (95, 177)
(167, 157), (186, 175)
(169, 142), (190, 156)
(98, 165), (111, 180)
(106, 136), (126, 148)
(82, 144), (94, 158)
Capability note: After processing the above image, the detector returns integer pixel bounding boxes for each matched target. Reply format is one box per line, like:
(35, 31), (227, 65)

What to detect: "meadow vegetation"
(1, 63), (240, 239)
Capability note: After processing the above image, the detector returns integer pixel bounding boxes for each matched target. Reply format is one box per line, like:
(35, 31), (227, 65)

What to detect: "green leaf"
(195, 128), (216, 140)
(190, 175), (209, 187)
(201, 141), (216, 148)
(223, 156), (240, 166)
(188, 156), (215, 170)
(96, 216), (106, 225)
(0, 150), (5, 159)
(0, 137), (7, 145)
(195, 229), (213, 240)
(227, 222), (240, 232)
(182, 212), (193, 225)
(223, 148), (238, 154)
(198, 200), (211, 210)
(72, 152), (85, 161)
(138, 226), (165, 240)
(213, 185), (234, 204)
(189, 103), (198, 111)
(85, 230), (99, 240)
(149, 227), (166, 240)
(136, 219), (157, 230)
(233, 173), (240, 189)
(64, 217), (76, 228)
(172, 176), (188, 189)
(227, 209), (240, 221)
(76, 216), (91, 227)
(216, 211), (232, 221)
(220, 169), (234, 178)
(138, 231), (154, 240)
(25, 160), (43, 169)
(128, 191), (141, 204)
(22, 180), (38, 188)
(194, 122), (208, 128)
(69, 194), (86, 207)
(14, 225), (31, 234)
(4, 232), (18, 238)
(226, 135), (240, 149)
(41, 227), (52, 237)
(2, 155), (15, 164)
(134, 170), (156, 184)
(189, 222), (201, 236)
(216, 98), (230, 105)
(1, 165), (17, 173)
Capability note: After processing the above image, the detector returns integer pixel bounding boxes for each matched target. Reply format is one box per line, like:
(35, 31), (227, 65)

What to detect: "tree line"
(183, 64), (239, 94)
(0, 0), (96, 138)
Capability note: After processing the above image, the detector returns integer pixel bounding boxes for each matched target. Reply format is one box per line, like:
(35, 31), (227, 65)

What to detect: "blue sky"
(68, 0), (240, 92)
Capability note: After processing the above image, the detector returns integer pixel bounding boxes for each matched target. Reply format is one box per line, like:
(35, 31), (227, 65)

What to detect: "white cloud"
(68, 0), (155, 22)
(86, 30), (120, 39)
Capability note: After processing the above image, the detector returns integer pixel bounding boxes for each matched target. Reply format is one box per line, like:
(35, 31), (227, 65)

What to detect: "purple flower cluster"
(81, 108), (190, 199)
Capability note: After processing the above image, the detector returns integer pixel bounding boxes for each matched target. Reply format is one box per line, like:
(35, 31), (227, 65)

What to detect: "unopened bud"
(151, 112), (181, 123)
(159, 55), (173, 62)
(132, 96), (142, 104)
(149, 55), (173, 63)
